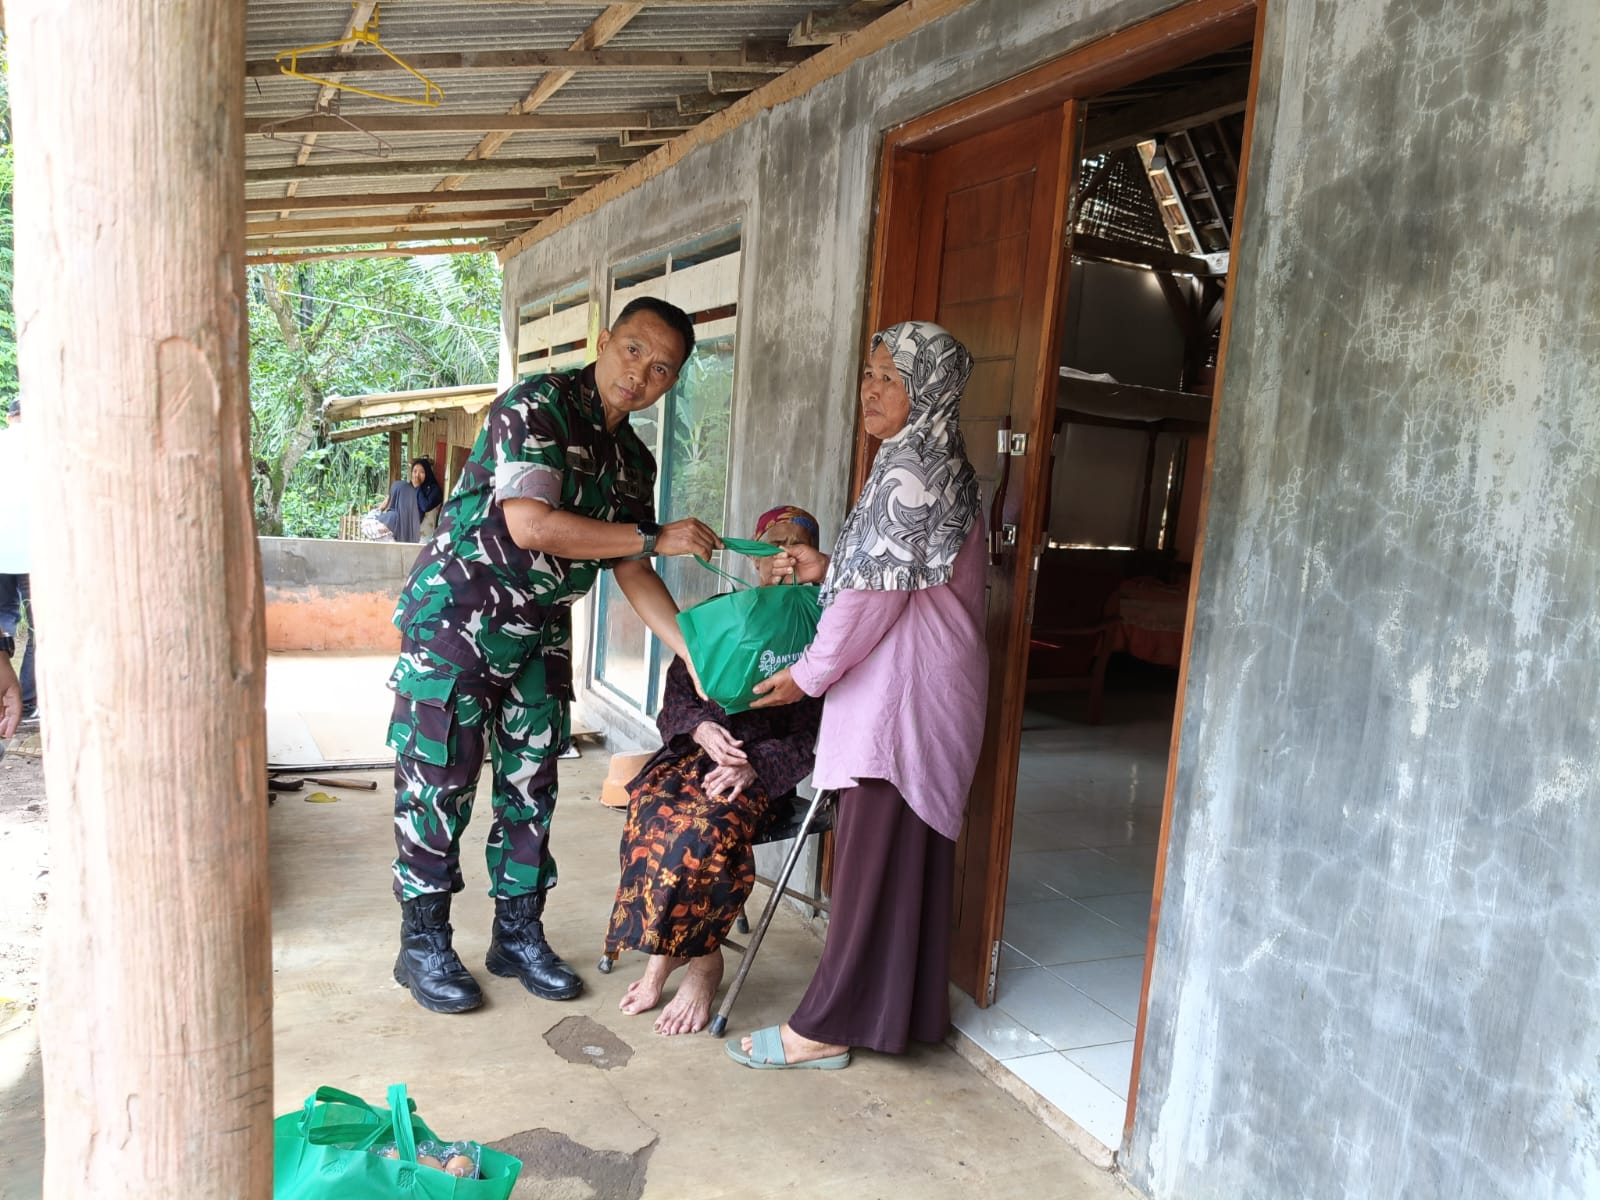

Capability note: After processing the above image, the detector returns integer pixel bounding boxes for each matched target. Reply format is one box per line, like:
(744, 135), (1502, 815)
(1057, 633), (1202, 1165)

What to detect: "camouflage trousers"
(387, 630), (571, 902)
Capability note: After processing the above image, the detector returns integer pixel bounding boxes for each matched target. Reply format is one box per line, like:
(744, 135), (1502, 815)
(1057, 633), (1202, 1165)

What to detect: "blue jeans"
(0, 573), (36, 714)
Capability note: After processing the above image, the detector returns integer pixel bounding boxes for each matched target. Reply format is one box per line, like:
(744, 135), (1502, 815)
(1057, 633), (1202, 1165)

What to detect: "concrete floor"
(267, 654), (1133, 1200)
(0, 657), (1134, 1198)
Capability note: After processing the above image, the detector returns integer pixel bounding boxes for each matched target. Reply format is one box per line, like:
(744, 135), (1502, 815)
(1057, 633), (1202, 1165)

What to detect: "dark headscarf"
(818, 321), (981, 607)
(412, 458), (442, 517)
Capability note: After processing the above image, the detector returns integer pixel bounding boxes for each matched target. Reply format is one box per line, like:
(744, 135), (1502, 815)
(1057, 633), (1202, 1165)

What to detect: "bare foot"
(654, 953), (724, 1036)
(738, 1023), (848, 1064)
(618, 954), (685, 1015)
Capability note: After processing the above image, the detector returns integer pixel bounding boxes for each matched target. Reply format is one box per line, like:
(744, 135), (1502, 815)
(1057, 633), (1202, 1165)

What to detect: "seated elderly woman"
(603, 505), (825, 1036)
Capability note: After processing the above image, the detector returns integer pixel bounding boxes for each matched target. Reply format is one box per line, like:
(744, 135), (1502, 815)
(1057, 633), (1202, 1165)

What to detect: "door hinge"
(997, 430), (1029, 456)
(985, 939), (1001, 1005)
(988, 524), (1018, 555)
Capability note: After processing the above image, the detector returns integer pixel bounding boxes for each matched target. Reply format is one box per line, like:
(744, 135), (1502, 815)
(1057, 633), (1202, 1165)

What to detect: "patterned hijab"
(819, 321), (981, 607)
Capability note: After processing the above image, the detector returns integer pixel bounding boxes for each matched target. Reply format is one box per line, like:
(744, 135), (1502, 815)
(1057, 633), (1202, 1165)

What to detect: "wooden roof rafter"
(246, 111), (661, 134)
(243, 0), (940, 258)
(497, 0), (977, 261)
(242, 47), (811, 79)
(324, 383), (500, 422)
(247, 228), (531, 251)
(247, 207), (562, 235)
(348, 0), (861, 5)
(247, 155), (599, 183)
(245, 243), (490, 265)
(244, 187), (557, 212)
(397, 3), (646, 225)
(275, 2), (377, 217)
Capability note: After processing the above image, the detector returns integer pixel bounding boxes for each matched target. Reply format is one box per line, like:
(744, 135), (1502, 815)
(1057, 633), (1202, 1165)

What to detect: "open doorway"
(980, 48), (1251, 1148)
(861, 0), (1260, 1153)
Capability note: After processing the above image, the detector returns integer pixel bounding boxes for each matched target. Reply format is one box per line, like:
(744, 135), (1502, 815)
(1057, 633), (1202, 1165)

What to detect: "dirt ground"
(0, 740), (46, 1200)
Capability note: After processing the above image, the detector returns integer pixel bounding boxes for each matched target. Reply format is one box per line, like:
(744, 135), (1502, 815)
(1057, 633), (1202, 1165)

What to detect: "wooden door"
(904, 104), (1077, 1003)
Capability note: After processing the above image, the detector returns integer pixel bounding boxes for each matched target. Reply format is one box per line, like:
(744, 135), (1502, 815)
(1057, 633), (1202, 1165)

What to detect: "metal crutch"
(708, 788), (834, 1036)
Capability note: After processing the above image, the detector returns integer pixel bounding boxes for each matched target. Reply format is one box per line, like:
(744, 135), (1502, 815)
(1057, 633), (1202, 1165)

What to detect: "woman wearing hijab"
(368, 458), (444, 543)
(728, 321), (989, 1071)
(412, 457), (444, 538)
(604, 504), (826, 1036)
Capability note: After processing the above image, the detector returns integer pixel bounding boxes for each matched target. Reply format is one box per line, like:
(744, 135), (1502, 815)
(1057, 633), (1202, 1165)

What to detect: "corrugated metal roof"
(605, 4), (823, 47)
(246, 3), (596, 58)
(244, 0), (873, 256)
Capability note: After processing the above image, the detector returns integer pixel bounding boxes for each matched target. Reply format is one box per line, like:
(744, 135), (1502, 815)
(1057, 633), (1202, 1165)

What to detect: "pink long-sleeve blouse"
(789, 524), (989, 841)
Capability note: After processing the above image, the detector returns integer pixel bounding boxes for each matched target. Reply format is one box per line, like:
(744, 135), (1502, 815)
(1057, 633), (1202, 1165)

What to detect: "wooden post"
(9, 3), (272, 1197)
(390, 429), (404, 484)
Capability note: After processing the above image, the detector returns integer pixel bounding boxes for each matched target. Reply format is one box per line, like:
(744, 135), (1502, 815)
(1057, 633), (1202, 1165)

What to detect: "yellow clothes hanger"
(275, 3), (444, 108)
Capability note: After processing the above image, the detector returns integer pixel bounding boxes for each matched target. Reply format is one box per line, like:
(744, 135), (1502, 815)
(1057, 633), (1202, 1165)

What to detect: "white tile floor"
(950, 682), (1174, 1151)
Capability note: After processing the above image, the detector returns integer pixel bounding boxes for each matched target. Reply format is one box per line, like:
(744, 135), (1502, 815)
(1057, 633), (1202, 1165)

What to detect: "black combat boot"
(484, 891), (582, 1000)
(394, 893), (484, 1014)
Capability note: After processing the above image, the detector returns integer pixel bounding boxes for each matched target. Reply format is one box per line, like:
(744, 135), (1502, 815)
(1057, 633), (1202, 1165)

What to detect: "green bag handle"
(301, 1085), (399, 1151)
(693, 555), (752, 591)
(693, 535), (801, 591)
(720, 535), (781, 558)
(388, 1083), (420, 1164)
(301, 1085), (370, 1123)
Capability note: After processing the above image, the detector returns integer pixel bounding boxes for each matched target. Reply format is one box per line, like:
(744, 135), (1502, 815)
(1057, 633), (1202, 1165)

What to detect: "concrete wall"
(505, 1), (1600, 1196)
(261, 537), (418, 653)
(1126, 1), (1600, 1198)
(502, 0), (1179, 749)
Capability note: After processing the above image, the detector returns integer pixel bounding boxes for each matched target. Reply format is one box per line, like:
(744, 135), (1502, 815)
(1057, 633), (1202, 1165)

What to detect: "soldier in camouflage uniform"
(389, 296), (720, 1014)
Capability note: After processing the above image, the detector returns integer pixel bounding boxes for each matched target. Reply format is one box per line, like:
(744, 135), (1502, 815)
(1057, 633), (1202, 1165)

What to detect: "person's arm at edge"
(656, 658), (727, 748)
(502, 497), (651, 559)
(501, 498), (718, 565)
(0, 651), (19, 738)
(611, 557), (692, 662)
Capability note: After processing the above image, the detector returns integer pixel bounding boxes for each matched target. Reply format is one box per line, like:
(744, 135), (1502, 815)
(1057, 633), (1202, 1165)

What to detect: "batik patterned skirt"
(603, 752), (778, 960)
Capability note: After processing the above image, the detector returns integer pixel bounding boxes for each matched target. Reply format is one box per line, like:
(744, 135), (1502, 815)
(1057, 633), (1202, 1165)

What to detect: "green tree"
(247, 252), (501, 537)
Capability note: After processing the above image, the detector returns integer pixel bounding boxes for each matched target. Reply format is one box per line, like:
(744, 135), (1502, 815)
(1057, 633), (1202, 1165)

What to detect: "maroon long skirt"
(788, 778), (957, 1054)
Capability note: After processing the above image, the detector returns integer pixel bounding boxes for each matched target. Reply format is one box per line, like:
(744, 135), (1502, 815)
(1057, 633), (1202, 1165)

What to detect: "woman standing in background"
(365, 457), (443, 543)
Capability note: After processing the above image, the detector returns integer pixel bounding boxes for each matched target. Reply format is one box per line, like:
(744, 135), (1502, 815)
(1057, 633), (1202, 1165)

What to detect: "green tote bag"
(677, 551), (821, 714)
(273, 1084), (522, 1200)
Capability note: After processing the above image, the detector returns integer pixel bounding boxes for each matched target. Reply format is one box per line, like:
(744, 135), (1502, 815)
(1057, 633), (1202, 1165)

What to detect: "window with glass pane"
(592, 231), (740, 715)
(648, 333), (736, 690)
(591, 402), (661, 709)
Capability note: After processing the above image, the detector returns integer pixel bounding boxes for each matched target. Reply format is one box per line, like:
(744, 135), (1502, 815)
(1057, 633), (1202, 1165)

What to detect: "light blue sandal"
(725, 1025), (851, 1070)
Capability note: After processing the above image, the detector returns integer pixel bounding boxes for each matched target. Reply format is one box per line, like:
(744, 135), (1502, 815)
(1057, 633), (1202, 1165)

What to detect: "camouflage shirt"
(393, 365), (657, 683)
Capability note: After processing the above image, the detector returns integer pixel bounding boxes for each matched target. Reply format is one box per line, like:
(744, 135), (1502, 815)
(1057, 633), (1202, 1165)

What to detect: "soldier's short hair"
(613, 297), (696, 369)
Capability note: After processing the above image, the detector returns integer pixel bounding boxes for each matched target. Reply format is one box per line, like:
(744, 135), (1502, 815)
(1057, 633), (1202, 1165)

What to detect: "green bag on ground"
(273, 1084), (522, 1200)
(677, 552), (821, 714)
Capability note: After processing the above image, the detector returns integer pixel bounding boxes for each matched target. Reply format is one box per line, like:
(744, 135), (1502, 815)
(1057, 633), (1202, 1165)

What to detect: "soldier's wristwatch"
(636, 520), (660, 557)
